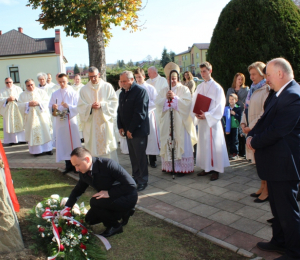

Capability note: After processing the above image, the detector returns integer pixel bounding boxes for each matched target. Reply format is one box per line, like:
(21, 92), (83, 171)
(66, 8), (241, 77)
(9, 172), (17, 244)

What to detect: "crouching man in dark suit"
(65, 147), (137, 237)
(247, 58), (300, 260)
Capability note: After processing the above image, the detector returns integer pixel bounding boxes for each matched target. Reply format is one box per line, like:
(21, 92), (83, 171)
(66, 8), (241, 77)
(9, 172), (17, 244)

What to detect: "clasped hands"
(246, 136), (255, 152)
(29, 100), (39, 107)
(7, 96), (16, 102)
(166, 90), (175, 99)
(195, 110), (206, 120)
(52, 103), (69, 109)
(119, 128), (133, 139)
(93, 190), (109, 199)
(92, 102), (101, 109)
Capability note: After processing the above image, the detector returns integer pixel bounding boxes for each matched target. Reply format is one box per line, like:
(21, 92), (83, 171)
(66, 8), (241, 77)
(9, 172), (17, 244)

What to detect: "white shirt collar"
(276, 79), (293, 97)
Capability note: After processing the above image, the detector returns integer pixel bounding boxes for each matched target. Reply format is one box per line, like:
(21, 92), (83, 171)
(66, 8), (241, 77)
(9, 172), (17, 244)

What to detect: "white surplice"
(114, 89), (122, 143)
(155, 83), (197, 173)
(78, 80), (118, 161)
(18, 88), (52, 154)
(140, 82), (160, 155)
(49, 86), (81, 162)
(72, 83), (84, 139)
(192, 79), (230, 173)
(38, 83), (60, 98)
(0, 85), (25, 144)
(146, 75), (168, 94)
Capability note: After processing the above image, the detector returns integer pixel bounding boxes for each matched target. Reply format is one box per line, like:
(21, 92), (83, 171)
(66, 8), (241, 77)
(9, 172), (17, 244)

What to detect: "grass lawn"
(5, 169), (248, 260)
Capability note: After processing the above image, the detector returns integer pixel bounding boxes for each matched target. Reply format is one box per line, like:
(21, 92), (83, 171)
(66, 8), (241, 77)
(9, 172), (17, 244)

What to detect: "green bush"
(207, 0), (300, 92)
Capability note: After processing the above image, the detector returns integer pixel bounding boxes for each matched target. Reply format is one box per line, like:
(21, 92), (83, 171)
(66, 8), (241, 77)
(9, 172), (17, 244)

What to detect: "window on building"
(185, 55), (187, 60)
(9, 67), (20, 83)
(197, 62), (199, 68)
(182, 56), (185, 61)
(196, 53), (199, 58)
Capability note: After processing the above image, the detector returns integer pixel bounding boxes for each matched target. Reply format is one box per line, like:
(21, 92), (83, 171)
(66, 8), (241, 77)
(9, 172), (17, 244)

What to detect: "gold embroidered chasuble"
(18, 88), (52, 146)
(0, 85), (23, 133)
(155, 83), (197, 161)
(78, 80), (118, 156)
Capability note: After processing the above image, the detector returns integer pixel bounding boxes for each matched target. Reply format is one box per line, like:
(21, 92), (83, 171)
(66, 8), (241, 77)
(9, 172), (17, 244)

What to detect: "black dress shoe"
(267, 218), (274, 223)
(100, 224), (123, 237)
(150, 162), (157, 168)
(45, 151), (53, 155)
(250, 193), (261, 198)
(254, 197), (269, 203)
(137, 183), (147, 191)
(177, 173), (186, 177)
(257, 242), (285, 255)
(274, 254), (297, 260)
(120, 208), (135, 226)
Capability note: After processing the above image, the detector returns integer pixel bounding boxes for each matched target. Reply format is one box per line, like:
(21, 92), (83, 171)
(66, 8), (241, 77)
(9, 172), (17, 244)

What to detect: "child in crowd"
(223, 93), (242, 160)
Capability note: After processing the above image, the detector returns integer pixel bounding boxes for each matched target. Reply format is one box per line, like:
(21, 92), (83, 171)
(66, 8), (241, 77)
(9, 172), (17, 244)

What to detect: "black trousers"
(85, 191), (138, 227)
(148, 155), (156, 164)
(127, 136), (148, 185)
(268, 180), (300, 258)
(238, 135), (246, 157)
(225, 128), (239, 154)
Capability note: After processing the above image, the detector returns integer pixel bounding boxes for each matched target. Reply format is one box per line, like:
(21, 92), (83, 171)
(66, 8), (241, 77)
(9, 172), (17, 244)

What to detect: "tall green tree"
(207, 0), (300, 91)
(127, 59), (134, 67)
(27, 0), (143, 80)
(74, 64), (80, 75)
(160, 48), (171, 68)
(169, 51), (175, 62)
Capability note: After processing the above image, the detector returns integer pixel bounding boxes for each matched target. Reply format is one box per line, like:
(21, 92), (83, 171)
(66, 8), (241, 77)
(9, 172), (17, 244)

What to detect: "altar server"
(192, 62), (229, 181)
(134, 68), (160, 168)
(49, 73), (81, 174)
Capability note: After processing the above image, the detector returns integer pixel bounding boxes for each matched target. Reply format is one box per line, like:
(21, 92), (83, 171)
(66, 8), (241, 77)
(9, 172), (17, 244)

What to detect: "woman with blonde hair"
(241, 61), (270, 203)
(182, 71), (196, 94)
(226, 73), (249, 110)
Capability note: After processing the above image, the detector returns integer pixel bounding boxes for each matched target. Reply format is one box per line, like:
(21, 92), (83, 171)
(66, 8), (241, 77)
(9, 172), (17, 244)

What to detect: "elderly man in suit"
(247, 58), (300, 260)
(117, 71), (149, 191)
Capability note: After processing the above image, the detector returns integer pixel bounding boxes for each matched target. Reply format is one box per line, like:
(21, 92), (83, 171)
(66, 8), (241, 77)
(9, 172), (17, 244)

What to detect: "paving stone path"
(6, 143), (298, 260)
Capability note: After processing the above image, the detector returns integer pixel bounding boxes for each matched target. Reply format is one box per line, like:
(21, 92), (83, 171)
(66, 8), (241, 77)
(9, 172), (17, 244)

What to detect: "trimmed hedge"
(207, 0), (300, 91)
(107, 66), (165, 90)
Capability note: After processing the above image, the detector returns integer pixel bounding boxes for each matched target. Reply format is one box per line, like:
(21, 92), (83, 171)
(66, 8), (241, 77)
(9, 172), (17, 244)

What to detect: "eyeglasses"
(5, 82), (12, 84)
(26, 84), (34, 87)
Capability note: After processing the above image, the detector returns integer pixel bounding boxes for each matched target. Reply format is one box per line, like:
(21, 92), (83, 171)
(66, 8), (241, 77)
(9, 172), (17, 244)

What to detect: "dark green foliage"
(74, 64), (80, 75)
(207, 0), (300, 91)
(161, 48), (171, 67)
(169, 51), (175, 62)
(127, 59), (134, 67)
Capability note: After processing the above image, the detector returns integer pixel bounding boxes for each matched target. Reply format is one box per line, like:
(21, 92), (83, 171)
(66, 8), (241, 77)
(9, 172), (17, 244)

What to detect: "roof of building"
(0, 29), (55, 57)
(175, 43), (210, 56)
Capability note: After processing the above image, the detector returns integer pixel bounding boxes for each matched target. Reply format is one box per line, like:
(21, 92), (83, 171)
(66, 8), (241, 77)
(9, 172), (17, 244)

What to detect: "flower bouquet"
(27, 194), (110, 260)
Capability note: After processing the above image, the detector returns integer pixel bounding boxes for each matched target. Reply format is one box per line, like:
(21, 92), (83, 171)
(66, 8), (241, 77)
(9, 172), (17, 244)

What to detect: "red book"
(193, 94), (212, 114)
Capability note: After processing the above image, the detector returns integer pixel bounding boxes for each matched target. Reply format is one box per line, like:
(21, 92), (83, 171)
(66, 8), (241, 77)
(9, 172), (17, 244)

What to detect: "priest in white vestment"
(155, 63), (197, 176)
(37, 72), (59, 97)
(147, 66), (168, 94)
(134, 68), (160, 168)
(191, 62), (230, 181)
(77, 66), (118, 162)
(18, 79), (53, 156)
(72, 74), (84, 139)
(0, 78), (25, 145)
(49, 73), (81, 174)
(47, 73), (56, 88)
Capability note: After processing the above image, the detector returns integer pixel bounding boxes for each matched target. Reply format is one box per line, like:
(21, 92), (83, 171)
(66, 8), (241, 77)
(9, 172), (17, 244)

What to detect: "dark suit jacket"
(117, 82), (149, 137)
(248, 80), (300, 181)
(66, 157), (137, 208)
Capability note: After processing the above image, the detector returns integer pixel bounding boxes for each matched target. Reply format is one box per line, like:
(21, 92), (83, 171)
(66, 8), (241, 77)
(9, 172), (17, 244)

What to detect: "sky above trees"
(0, 0), (243, 65)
